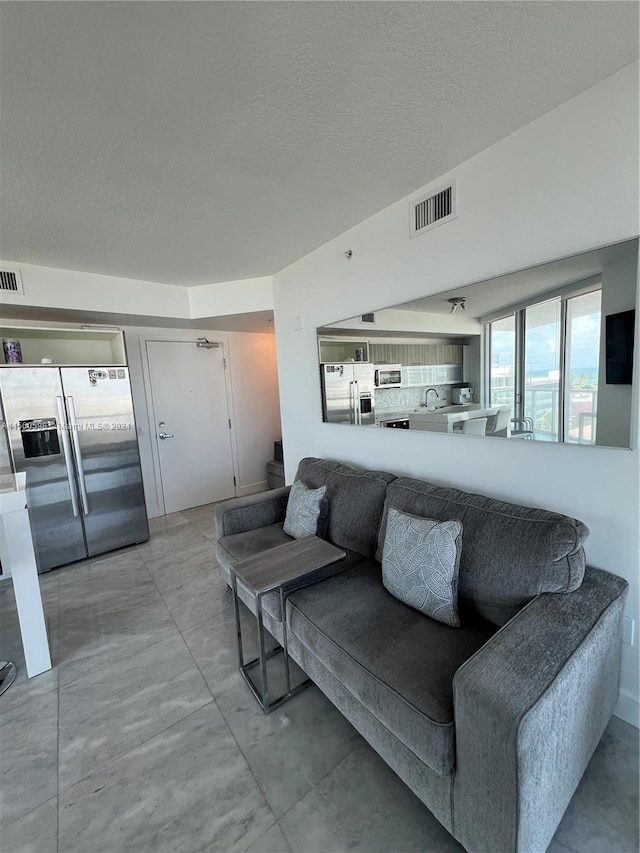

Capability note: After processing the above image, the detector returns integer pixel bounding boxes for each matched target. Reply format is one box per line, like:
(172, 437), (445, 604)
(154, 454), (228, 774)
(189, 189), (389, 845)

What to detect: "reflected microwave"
(374, 365), (402, 388)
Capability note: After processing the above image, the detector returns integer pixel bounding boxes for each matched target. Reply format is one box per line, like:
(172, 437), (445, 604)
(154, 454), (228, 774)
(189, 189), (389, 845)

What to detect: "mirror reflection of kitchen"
(317, 237), (638, 448)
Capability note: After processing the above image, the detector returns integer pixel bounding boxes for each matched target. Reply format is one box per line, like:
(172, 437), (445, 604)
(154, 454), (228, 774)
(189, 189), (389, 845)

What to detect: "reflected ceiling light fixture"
(448, 297), (466, 314)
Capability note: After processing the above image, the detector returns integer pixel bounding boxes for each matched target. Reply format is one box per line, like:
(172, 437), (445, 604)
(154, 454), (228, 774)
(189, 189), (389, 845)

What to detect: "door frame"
(142, 336), (239, 516)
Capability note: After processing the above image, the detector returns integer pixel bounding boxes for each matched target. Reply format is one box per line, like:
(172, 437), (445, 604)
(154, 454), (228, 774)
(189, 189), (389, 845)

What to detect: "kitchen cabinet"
(369, 342), (463, 366)
(401, 364), (463, 386)
(0, 326), (127, 366)
(318, 338), (369, 364)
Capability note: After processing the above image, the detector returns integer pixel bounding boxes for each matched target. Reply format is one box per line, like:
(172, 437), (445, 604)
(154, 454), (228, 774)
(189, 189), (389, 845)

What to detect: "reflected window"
(524, 298), (561, 442)
(489, 315), (516, 418)
(485, 286), (601, 442)
(565, 290), (601, 445)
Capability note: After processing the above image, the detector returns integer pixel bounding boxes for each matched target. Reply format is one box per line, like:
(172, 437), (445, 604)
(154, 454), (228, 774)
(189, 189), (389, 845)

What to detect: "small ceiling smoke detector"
(448, 297), (466, 314)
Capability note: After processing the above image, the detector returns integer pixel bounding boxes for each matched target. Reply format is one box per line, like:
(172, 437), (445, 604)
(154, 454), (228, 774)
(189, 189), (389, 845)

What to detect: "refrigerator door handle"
(66, 396), (90, 515)
(55, 396), (80, 518)
(353, 380), (360, 426)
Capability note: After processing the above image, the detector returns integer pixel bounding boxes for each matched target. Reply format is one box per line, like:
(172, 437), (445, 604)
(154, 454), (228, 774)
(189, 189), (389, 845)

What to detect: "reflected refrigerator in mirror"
(0, 366), (149, 572)
(320, 363), (375, 426)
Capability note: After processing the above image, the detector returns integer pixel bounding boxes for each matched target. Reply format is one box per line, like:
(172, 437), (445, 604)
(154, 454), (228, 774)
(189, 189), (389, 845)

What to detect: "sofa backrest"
(296, 458), (396, 558)
(376, 477), (589, 626)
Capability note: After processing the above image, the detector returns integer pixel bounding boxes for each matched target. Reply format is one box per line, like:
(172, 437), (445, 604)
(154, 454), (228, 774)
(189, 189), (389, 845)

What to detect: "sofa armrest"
(452, 566), (628, 853)
(214, 486), (291, 537)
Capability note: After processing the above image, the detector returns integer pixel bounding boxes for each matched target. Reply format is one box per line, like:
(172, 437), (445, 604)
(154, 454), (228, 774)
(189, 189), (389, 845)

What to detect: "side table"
(231, 535), (345, 714)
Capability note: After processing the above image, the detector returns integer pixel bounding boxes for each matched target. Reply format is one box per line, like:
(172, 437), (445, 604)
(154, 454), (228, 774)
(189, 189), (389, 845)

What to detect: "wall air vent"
(410, 181), (457, 238)
(360, 313), (376, 324)
(0, 269), (24, 294)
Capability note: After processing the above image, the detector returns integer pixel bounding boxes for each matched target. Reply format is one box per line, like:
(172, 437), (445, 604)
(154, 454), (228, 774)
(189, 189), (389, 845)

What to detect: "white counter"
(409, 405), (500, 433)
(0, 472), (52, 678)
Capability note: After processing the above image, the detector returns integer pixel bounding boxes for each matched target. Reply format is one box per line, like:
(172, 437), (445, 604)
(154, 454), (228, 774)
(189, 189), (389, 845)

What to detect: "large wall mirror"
(317, 238), (638, 448)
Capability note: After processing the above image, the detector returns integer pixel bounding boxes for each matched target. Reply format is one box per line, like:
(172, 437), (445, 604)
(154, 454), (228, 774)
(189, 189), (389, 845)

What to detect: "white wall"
(123, 325), (281, 516)
(0, 262), (274, 321)
(188, 276), (273, 318)
(273, 63), (640, 725)
(0, 263), (189, 319)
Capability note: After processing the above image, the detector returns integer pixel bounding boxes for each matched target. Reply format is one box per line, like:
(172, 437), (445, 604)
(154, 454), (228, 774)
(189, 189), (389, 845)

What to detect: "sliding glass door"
(564, 290), (601, 444)
(489, 315), (516, 418)
(486, 286), (601, 443)
(524, 299), (561, 442)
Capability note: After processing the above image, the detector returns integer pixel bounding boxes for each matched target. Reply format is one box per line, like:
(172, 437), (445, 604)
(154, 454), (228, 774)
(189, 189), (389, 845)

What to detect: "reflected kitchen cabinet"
(402, 365), (463, 386)
(369, 342), (463, 366)
(318, 338), (369, 364)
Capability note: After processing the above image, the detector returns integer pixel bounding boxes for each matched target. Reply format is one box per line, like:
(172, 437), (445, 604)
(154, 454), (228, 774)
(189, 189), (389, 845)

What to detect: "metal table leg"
(231, 572), (310, 714)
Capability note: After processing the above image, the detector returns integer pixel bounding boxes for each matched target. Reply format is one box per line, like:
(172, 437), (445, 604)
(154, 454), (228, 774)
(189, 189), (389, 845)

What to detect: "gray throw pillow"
(283, 480), (328, 539)
(382, 507), (463, 627)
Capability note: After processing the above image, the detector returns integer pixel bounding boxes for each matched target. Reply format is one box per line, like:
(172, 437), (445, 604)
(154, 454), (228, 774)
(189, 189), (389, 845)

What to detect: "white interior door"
(146, 341), (236, 514)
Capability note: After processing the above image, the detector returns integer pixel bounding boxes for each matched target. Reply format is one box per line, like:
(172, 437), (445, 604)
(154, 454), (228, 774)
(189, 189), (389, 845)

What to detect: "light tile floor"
(0, 504), (638, 853)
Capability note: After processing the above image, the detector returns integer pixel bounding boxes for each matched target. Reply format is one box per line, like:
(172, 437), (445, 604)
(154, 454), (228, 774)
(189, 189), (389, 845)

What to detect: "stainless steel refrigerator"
(0, 366), (149, 572)
(320, 363), (376, 425)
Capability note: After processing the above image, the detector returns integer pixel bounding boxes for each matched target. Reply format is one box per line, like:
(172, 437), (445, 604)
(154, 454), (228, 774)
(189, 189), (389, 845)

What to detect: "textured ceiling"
(0, 2), (638, 286)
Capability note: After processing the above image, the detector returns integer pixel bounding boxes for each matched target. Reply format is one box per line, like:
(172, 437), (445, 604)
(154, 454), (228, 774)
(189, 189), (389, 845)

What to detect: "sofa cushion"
(287, 560), (496, 776)
(382, 508), (462, 628)
(283, 480), (327, 539)
(376, 478), (589, 626)
(295, 458), (396, 557)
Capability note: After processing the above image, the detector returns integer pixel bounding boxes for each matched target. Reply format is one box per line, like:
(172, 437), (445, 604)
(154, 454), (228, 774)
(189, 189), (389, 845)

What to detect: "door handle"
(55, 396), (80, 518)
(66, 396), (90, 515)
(353, 380), (361, 426)
(158, 432), (174, 440)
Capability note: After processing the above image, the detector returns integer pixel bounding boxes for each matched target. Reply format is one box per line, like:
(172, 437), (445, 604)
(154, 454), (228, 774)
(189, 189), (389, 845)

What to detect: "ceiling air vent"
(360, 313), (376, 324)
(0, 269), (24, 295)
(410, 181), (457, 238)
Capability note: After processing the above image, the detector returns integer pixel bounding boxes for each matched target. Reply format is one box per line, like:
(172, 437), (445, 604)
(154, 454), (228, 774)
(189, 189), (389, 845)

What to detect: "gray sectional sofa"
(214, 457), (628, 853)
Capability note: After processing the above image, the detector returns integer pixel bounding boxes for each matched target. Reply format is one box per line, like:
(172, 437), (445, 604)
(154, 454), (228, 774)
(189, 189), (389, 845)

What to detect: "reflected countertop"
(376, 404), (480, 423)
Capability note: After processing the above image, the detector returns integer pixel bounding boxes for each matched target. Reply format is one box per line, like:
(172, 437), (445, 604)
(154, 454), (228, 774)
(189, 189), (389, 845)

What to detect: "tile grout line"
(275, 738), (362, 824)
(54, 548), (207, 803)
(149, 518), (283, 843)
(0, 796), (60, 836)
(143, 519), (280, 827)
(135, 522), (211, 567)
(146, 534), (218, 705)
(55, 550), (182, 697)
(55, 698), (218, 801)
(11, 511), (303, 845)
(210, 690), (280, 844)
(148, 514), (360, 838)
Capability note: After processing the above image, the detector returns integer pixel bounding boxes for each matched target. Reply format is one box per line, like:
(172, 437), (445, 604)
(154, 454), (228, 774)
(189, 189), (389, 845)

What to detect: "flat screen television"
(605, 309), (635, 385)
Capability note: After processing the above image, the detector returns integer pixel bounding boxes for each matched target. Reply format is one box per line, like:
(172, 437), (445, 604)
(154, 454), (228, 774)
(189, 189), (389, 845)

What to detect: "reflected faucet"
(425, 387), (440, 409)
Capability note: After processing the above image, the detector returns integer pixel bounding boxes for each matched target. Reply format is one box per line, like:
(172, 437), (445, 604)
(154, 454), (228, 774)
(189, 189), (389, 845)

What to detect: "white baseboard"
(614, 689), (640, 728)
(236, 480), (269, 498)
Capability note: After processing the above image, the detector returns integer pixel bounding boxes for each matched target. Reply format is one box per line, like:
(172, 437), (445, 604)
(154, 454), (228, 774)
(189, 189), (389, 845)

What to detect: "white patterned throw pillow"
(382, 507), (463, 627)
(283, 480), (327, 539)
